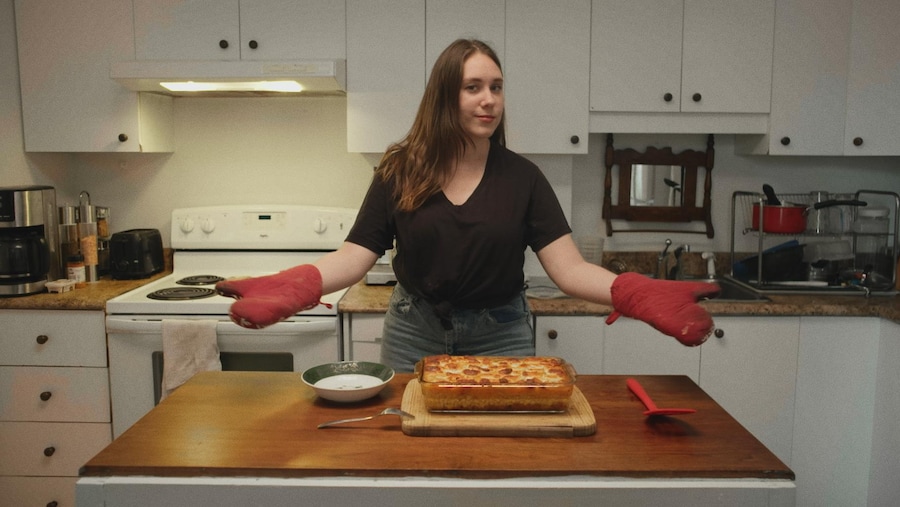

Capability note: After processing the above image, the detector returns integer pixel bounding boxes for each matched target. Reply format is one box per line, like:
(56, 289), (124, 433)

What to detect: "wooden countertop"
(80, 371), (793, 481)
(340, 281), (900, 321)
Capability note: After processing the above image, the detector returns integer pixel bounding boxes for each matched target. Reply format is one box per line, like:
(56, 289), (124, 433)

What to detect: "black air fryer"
(109, 229), (164, 279)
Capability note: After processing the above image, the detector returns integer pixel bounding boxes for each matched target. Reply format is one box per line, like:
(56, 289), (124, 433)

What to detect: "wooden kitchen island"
(77, 371), (794, 506)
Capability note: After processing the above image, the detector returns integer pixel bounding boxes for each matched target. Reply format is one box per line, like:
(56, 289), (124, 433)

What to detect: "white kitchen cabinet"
(0, 309), (112, 505)
(591, 0), (774, 114)
(341, 313), (385, 363)
(348, 0), (590, 155)
(752, 0), (852, 155)
(698, 316), (799, 466)
(533, 316), (604, 374)
(346, 0), (425, 153)
(504, 0), (590, 154)
(792, 317), (900, 506)
(133, 0), (346, 61)
(14, 0), (174, 153)
(602, 317), (701, 382)
(739, 0), (900, 156)
(425, 0), (505, 77)
(842, 0), (900, 155)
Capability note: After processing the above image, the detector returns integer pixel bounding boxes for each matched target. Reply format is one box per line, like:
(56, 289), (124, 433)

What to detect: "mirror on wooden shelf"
(602, 134), (715, 237)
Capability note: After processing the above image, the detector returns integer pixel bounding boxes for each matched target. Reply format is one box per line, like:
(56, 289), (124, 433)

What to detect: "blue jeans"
(379, 284), (535, 373)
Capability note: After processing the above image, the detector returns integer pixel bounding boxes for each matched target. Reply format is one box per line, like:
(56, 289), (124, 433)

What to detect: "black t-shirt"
(346, 142), (571, 309)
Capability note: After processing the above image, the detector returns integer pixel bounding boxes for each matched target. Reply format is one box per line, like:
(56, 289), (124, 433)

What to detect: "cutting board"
(401, 379), (596, 437)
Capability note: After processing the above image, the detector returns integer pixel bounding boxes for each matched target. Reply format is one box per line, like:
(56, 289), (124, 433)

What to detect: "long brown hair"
(377, 39), (506, 212)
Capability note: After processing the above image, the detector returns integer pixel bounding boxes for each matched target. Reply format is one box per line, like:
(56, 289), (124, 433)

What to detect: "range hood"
(111, 59), (346, 96)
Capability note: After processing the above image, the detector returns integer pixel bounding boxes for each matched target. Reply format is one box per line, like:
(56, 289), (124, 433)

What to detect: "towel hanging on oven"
(160, 319), (221, 400)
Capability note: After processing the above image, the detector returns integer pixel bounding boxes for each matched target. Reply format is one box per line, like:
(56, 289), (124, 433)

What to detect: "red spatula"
(626, 378), (696, 416)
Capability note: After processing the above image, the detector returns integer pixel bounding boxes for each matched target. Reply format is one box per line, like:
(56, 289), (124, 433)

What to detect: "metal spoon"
(627, 378), (696, 417)
(317, 408), (415, 428)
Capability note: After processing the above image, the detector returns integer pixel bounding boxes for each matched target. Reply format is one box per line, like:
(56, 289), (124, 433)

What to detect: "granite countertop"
(0, 251), (175, 312)
(339, 282), (900, 322)
(0, 270), (172, 311)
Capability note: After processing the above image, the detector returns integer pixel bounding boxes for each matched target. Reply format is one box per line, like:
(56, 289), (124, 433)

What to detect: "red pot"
(751, 199), (866, 234)
(751, 203), (807, 234)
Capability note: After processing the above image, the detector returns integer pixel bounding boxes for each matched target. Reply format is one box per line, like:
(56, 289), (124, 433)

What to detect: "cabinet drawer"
(0, 421), (111, 476)
(0, 366), (111, 422)
(0, 310), (106, 367)
(349, 314), (385, 343)
(0, 476), (76, 507)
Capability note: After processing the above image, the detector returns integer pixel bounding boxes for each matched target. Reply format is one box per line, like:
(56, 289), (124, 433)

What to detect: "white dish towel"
(160, 319), (222, 401)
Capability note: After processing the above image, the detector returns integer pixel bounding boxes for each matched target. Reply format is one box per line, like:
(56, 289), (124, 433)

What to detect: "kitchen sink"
(692, 276), (770, 302)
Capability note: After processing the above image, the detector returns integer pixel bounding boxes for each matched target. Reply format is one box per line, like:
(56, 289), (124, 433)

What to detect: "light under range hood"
(111, 59), (346, 96)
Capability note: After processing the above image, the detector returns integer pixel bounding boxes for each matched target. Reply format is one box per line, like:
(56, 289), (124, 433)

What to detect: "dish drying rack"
(730, 189), (899, 295)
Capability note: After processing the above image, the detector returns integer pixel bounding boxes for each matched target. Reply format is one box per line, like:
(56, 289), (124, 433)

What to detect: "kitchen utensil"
(839, 266), (895, 291)
(752, 199), (867, 234)
(302, 361), (395, 403)
(626, 378), (696, 416)
(317, 407), (414, 428)
(752, 185), (867, 234)
(762, 184), (781, 206)
(733, 240), (806, 282)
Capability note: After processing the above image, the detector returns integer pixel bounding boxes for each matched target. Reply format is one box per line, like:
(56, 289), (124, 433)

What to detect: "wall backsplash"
(1, 0), (897, 264)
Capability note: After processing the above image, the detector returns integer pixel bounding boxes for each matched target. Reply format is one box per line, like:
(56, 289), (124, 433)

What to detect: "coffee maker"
(0, 185), (60, 296)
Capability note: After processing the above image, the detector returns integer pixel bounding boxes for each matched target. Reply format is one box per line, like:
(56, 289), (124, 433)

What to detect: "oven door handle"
(105, 318), (336, 335)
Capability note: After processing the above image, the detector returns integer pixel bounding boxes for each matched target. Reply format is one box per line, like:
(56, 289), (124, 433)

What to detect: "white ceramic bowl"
(301, 361), (395, 403)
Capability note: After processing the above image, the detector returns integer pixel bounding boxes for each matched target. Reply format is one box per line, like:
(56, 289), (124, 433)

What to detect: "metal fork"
(317, 407), (415, 428)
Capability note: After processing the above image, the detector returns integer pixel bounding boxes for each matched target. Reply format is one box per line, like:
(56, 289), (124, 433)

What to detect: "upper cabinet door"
(239, 0), (346, 60)
(766, 0), (851, 155)
(425, 0), (505, 78)
(134, 0), (241, 60)
(591, 0), (774, 114)
(134, 0), (346, 61)
(843, 0), (900, 155)
(591, 0), (683, 113)
(505, 0), (591, 154)
(15, 0), (173, 152)
(346, 0), (425, 153)
(680, 0), (774, 113)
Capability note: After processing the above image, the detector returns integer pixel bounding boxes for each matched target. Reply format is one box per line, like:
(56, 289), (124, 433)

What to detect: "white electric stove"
(105, 204), (358, 437)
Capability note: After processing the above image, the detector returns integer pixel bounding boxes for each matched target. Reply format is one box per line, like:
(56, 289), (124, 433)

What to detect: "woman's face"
(458, 52), (504, 143)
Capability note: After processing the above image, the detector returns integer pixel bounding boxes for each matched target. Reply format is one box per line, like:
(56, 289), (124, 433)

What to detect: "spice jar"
(67, 254), (86, 288)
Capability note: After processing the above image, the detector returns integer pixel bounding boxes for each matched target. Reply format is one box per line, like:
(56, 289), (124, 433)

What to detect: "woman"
(217, 39), (719, 372)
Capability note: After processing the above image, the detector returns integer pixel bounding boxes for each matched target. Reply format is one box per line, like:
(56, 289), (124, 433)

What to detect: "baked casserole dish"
(415, 355), (576, 412)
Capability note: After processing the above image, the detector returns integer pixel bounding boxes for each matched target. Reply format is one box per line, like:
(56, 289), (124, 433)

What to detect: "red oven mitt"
(605, 272), (720, 347)
(215, 264), (323, 329)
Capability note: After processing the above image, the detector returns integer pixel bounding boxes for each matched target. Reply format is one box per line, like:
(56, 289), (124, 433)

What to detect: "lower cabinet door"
(698, 316), (800, 466)
(534, 316), (604, 374)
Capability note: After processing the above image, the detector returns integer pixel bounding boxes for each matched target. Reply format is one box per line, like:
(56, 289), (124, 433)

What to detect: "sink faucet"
(657, 239), (672, 280)
(669, 244), (689, 280)
(701, 252), (717, 279)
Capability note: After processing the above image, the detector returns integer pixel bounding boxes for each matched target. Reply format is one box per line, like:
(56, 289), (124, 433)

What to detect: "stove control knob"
(200, 217), (216, 234)
(180, 217), (195, 233)
(313, 218), (327, 234)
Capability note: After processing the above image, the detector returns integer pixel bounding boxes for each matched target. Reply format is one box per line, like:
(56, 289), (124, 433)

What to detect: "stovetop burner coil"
(176, 275), (226, 286)
(146, 287), (218, 301)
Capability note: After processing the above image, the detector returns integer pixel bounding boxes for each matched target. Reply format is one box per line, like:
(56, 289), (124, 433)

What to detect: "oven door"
(107, 315), (340, 438)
